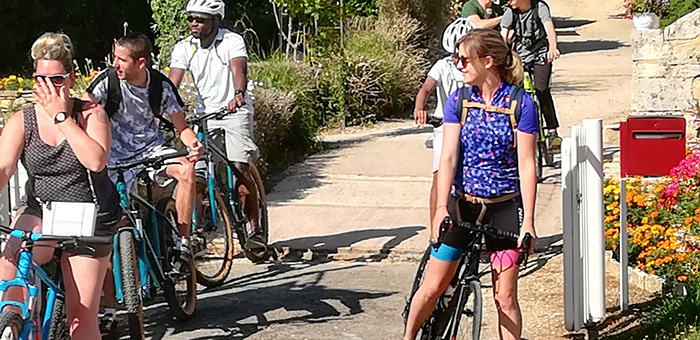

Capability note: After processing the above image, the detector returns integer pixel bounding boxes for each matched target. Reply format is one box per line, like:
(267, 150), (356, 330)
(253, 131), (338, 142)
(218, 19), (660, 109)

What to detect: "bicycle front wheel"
(157, 198), (197, 321)
(193, 182), (234, 287)
(118, 229), (145, 339)
(242, 163), (270, 263)
(404, 246), (434, 340)
(453, 279), (483, 340)
(0, 309), (23, 340)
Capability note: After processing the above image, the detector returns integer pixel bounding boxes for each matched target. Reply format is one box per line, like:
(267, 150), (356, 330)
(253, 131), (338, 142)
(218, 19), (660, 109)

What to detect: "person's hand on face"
(32, 62), (71, 120)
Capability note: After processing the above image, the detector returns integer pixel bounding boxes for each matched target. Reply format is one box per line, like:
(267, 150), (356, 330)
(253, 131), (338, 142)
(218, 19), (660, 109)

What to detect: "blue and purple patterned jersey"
(443, 82), (538, 198)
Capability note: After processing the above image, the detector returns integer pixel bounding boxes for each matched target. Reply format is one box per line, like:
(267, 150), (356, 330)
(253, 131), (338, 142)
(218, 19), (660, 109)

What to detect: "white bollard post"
(583, 119), (606, 322)
(563, 136), (583, 332)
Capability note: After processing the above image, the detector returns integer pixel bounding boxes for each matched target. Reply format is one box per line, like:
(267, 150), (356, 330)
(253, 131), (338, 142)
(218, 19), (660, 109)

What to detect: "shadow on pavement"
(265, 151), (339, 204)
(138, 262), (395, 339)
(553, 17), (596, 29)
(559, 40), (628, 55)
(272, 225), (426, 261)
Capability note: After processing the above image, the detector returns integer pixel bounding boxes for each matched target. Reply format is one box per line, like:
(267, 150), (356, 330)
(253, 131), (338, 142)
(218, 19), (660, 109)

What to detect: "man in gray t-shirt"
(500, 0), (562, 137)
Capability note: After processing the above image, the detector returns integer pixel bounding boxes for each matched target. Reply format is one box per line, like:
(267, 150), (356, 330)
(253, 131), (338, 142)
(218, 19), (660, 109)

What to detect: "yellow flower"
(642, 217), (649, 224)
(17, 88), (22, 92)
(8, 75), (16, 80)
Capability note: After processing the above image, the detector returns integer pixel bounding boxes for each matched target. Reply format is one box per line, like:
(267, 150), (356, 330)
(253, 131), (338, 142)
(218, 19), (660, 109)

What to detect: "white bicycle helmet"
(441, 18), (475, 54)
(186, 0), (226, 19)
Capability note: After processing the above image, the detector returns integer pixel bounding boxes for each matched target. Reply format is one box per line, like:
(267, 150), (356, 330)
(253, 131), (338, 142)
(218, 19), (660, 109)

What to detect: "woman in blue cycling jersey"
(403, 28), (538, 340)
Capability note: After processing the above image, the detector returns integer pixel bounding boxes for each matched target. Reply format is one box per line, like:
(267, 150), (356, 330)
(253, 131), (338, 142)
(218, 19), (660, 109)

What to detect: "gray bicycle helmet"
(186, 0), (225, 19)
(442, 18), (475, 54)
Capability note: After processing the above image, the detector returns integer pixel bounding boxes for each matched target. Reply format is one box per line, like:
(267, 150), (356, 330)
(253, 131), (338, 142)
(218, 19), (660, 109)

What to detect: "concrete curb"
(320, 125), (433, 149)
(604, 250), (664, 294)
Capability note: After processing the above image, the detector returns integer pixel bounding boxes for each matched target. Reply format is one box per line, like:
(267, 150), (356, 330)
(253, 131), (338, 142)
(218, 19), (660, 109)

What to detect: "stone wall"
(632, 8), (700, 115)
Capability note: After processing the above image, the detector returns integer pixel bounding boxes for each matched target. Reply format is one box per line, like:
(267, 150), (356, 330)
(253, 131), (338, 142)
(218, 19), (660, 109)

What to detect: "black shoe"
(100, 314), (118, 340)
(172, 246), (191, 275)
(244, 232), (266, 251)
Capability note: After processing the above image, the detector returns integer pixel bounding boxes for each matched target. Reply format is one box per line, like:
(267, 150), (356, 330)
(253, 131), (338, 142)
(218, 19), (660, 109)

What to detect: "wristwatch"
(53, 111), (68, 124)
(235, 89), (244, 96)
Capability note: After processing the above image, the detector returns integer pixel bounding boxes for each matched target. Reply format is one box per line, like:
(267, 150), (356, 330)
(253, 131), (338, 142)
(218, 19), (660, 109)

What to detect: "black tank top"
(20, 100), (122, 233)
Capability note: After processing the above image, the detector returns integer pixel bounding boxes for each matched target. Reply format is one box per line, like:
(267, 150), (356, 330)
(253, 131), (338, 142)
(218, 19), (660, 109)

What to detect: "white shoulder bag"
(41, 170), (99, 237)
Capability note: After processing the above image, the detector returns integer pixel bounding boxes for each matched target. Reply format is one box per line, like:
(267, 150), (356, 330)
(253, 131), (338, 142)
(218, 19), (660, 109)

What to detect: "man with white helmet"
(413, 18), (471, 232)
(168, 0), (265, 249)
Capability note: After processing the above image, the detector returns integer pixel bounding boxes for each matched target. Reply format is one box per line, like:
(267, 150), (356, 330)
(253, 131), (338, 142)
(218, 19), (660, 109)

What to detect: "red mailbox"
(620, 116), (686, 177)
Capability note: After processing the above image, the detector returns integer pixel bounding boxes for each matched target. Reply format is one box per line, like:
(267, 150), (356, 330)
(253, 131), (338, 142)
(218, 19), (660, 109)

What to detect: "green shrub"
(324, 14), (427, 125)
(660, 0), (700, 28)
(151, 0), (189, 66)
(250, 56), (321, 177)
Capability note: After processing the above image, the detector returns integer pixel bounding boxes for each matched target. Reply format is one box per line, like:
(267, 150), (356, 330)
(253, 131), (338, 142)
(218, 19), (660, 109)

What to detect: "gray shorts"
(206, 104), (259, 164)
(108, 145), (181, 191)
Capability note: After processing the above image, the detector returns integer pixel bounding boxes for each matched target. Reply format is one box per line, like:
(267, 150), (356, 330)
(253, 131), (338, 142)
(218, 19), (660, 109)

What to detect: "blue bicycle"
(108, 151), (197, 339)
(0, 225), (112, 339)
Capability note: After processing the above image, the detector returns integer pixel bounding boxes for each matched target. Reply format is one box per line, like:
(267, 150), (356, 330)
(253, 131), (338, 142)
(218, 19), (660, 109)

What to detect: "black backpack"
(456, 85), (526, 130)
(86, 67), (184, 131)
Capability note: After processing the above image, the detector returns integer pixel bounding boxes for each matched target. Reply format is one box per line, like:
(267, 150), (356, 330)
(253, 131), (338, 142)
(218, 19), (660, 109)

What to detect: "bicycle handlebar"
(186, 108), (232, 125)
(108, 150), (190, 172)
(0, 225), (112, 245)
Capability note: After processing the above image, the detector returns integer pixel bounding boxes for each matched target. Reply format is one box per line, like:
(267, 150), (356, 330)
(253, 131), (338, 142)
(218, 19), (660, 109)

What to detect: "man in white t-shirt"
(414, 18), (471, 231)
(168, 0), (265, 249)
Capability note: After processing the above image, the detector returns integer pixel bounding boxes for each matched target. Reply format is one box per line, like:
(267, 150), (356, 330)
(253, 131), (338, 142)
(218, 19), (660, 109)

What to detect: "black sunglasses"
(187, 15), (212, 24)
(33, 73), (70, 87)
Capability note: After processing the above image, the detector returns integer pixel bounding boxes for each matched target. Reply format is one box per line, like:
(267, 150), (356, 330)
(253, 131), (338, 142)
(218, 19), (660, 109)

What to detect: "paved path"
(134, 0), (635, 338)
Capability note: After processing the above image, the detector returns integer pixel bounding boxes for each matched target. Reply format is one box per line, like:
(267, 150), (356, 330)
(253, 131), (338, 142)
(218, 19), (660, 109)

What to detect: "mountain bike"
(403, 217), (531, 340)
(186, 108), (270, 288)
(108, 151), (197, 337)
(0, 225), (112, 339)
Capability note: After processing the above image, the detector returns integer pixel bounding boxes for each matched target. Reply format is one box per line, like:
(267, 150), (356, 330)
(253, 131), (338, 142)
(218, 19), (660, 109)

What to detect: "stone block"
(632, 78), (690, 112)
(633, 61), (669, 78)
(633, 29), (671, 61)
(665, 8), (700, 41)
(669, 35), (700, 63)
(668, 63), (700, 79)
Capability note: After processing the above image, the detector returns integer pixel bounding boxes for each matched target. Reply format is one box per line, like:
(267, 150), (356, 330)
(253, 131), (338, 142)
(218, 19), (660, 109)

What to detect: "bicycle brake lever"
(516, 233), (533, 266)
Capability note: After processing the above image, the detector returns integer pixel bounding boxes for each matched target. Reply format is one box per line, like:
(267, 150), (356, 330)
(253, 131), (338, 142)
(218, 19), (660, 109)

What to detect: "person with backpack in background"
(461, 0), (505, 28)
(414, 18), (470, 237)
(403, 28), (538, 340)
(500, 0), (561, 148)
(82, 33), (202, 336)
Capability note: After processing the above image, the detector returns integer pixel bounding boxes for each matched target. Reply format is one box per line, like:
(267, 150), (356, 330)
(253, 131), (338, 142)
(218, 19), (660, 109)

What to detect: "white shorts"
(206, 103), (260, 164)
(109, 145), (181, 191)
(432, 125), (443, 173)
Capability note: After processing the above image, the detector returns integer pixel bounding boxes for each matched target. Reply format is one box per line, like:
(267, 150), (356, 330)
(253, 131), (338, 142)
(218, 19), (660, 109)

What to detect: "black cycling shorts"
(444, 194), (523, 252)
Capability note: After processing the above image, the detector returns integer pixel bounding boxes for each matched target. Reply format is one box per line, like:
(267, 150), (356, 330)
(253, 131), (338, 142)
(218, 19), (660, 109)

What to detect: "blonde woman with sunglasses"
(0, 32), (122, 339)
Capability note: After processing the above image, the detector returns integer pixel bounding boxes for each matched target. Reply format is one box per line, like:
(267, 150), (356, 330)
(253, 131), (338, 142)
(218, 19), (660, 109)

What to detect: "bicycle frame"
(112, 170), (175, 302)
(192, 117), (248, 234)
(0, 233), (62, 340)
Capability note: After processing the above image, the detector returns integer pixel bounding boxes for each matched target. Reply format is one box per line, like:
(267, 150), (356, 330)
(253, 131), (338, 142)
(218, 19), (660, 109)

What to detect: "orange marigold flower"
(678, 275), (688, 282)
(651, 211), (659, 218)
(685, 217), (693, 225)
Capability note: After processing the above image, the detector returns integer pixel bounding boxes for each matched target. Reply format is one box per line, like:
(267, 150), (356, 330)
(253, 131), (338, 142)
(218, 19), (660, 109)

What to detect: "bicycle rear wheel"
(0, 310), (23, 340)
(453, 279), (483, 340)
(536, 141), (544, 182)
(193, 181), (234, 287)
(118, 229), (145, 339)
(157, 198), (197, 321)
